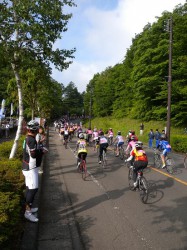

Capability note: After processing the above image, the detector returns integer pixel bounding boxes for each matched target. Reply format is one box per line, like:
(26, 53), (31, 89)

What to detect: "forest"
(83, 3), (187, 127)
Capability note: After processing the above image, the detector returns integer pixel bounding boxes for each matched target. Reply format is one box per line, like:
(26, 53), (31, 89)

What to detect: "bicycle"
(108, 136), (113, 146)
(98, 147), (107, 168)
(184, 153), (187, 169)
(64, 137), (68, 149)
(77, 154), (87, 180)
(128, 166), (149, 204)
(119, 145), (125, 160)
(153, 149), (174, 174)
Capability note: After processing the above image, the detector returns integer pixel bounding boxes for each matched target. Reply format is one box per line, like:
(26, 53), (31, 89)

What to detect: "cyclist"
(126, 130), (138, 143)
(156, 134), (171, 168)
(75, 133), (88, 168)
(63, 126), (69, 145)
(86, 127), (93, 145)
(92, 128), (99, 150)
(97, 131), (108, 164)
(107, 128), (114, 144)
(113, 131), (125, 157)
(125, 135), (137, 154)
(125, 141), (148, 189)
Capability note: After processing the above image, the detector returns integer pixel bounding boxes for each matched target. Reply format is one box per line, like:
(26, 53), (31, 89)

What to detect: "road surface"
(36, 128), (187, 250)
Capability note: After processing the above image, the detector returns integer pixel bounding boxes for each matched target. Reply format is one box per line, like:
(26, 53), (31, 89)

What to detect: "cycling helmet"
(117, 131), (121, 135)
(160, 134), (166, 140)
(79, 133), (84, 139)
(135, 141), (143, 148)
(131, 135), (136, 140)
(131, 130), (135, 135)
(27, 120), (39, 131)
(99, 131), (104, 136)
(94, 128), (97, 132)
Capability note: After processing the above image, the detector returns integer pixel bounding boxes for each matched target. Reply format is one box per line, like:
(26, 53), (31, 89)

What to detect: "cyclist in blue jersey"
(157, 134), (171, 168)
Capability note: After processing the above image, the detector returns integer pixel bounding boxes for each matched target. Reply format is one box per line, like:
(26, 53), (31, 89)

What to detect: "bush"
(0, 151), (25, 249)
(171, 135), (187, 153)
(0, 136), (25, 160)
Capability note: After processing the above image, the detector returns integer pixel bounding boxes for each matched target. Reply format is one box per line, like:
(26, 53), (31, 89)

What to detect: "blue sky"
(52, 0), (186, 93)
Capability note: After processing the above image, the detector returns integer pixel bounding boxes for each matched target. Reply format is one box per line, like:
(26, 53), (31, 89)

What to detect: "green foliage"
(0, 141), (25, 249)
(0, 136), (25, 160)
(84, 3), (187, 126)
(171, 135), (187, 153)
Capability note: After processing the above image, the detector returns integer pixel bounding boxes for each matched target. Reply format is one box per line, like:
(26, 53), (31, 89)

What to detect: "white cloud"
(52, 0), (186, 92)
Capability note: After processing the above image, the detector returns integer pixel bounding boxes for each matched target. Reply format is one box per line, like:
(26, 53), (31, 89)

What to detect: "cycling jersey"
(93, 131), (99, 140)
(115, 135), (124, 143)
(131, 148), (148, 162)
(126, 141), (136, 152)
(77, 139), (88, 154)
(99, 136), (108, 144)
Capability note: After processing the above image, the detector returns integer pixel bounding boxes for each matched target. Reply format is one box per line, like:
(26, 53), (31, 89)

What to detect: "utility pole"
(88, 91), (92, 129)
(166, 17), (172, 143)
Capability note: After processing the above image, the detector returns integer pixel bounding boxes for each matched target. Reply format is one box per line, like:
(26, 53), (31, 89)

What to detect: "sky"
(52, 0), (186, 93)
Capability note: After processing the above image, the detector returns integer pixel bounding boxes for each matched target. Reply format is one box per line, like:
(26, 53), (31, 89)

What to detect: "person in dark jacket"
(148, 129), (154, 148)
(22, 120), (43, 222)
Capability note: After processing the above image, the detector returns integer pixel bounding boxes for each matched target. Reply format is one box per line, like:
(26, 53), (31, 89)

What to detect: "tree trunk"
(9, 62), (24, 159)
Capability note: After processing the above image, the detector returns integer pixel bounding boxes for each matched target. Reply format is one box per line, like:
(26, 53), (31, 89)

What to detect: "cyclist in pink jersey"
(125, 136), (137, 153)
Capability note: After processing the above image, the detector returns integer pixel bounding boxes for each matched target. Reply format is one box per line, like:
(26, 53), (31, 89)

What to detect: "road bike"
(77, 154), (87, 180)
(64, 137), (68, 149)
(108, 136), (113, 146)
(128, 166), (149, 204)
(119, 145), (125, 160)
(153, 149), (174, 174)
(184, 153), (187, 169)
(98, 147), (107, 168)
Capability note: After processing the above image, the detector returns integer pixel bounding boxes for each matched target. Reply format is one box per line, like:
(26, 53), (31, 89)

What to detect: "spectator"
(36, 126), (47, 174)
(5, 122), (10, 138)
(22, 120), (43, 222)
(155, 129), (161, 147)
(140, 123), (144, 135)
(148, 129), (154, 148)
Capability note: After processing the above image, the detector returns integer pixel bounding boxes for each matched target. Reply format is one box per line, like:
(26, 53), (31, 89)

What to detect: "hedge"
(0, 145), (25, 249)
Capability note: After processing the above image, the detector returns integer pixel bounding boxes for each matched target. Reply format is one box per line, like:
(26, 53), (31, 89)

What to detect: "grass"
(84, 116), (187, 151)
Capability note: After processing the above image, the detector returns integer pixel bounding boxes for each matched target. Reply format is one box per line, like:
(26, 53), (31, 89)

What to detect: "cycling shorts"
(117, 142), (124, 147)
(22, 168), (39, 189)
(162, 149), (168, 156)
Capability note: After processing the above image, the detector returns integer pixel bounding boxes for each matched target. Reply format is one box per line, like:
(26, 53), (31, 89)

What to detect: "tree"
(0, 0), (76, 158)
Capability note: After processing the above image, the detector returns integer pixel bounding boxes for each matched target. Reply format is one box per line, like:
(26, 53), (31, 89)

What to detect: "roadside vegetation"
(0, 137), (25, 249)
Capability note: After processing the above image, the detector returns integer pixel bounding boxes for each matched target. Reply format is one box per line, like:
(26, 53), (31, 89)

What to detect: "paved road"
(35, 128), (187, 250)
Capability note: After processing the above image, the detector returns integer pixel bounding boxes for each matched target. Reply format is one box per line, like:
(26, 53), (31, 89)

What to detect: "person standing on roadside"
(22, 120), (43, 222)
(140, 123), (144, 136)
(36, 126), (47, 173)
(148, 129), (154, 148)
(5, 122), (10, 138)
(155, 129), (161, 148)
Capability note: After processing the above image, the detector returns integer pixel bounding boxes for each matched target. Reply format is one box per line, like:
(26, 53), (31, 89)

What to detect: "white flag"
(10, 103), (13, 116)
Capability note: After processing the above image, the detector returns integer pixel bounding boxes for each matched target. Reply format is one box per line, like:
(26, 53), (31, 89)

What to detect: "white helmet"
(27, 120), (39, 131)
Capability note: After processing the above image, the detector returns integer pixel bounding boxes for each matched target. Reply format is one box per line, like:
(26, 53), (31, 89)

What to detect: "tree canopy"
(84, 3), (187, 127)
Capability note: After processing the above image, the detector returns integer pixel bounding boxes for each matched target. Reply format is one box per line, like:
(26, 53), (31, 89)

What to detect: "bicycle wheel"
(153, 153), (162, 168)
(81, 161), (87, 180)
(165, 157), (175, 174)
(119, 147), (124, 160)
(128, 167), (134, 190)
(102, 151), (107, 168)
(139, 176), (149, 204)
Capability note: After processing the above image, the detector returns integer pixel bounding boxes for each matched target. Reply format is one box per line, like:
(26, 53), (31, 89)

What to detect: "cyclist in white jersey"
(113, 131), (125, 157)
(97, 131), (108, 163)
